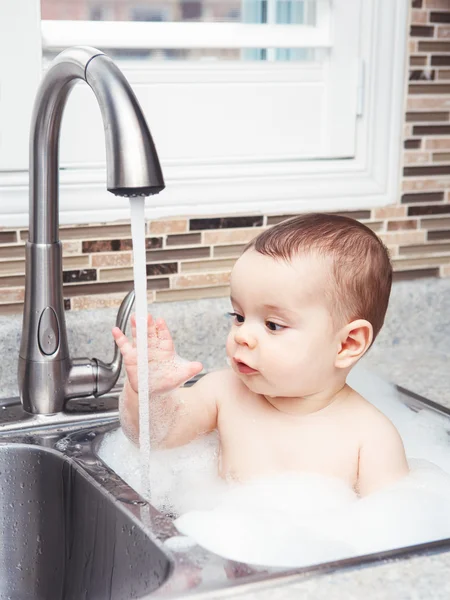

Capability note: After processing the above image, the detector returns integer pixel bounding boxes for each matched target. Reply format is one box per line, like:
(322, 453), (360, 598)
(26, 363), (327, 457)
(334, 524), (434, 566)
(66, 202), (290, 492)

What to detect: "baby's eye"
(266, 321), (285, 332)
(228, 312), (244, 324)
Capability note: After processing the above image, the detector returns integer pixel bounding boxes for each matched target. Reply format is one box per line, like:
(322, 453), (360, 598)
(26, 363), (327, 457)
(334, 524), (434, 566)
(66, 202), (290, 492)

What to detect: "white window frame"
(0, 0), (409, 227)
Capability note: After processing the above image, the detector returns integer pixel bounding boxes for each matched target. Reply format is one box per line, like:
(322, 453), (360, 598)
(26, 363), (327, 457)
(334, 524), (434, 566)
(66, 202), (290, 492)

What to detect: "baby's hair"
(245, 213), (392, 343)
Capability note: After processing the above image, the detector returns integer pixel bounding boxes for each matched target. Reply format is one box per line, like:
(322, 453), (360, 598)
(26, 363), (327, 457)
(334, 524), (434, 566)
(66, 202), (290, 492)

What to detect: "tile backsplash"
(1, 0), (450, 316)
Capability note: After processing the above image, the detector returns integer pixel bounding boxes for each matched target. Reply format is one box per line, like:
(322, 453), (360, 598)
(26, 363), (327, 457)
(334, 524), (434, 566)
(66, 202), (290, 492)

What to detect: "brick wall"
(1, 0), (450, 316)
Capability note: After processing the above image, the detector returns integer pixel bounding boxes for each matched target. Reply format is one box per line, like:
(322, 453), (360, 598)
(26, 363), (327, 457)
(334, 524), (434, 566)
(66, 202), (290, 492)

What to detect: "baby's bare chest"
(217, 395), (360, 483)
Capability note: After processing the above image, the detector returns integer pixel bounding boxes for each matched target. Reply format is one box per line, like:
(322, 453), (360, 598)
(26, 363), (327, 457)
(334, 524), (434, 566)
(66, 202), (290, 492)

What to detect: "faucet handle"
(94, 289), (135, 396)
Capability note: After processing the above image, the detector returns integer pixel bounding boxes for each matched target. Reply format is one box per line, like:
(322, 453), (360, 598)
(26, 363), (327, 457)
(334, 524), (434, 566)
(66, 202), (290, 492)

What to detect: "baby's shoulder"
(346, 388), (400, 438)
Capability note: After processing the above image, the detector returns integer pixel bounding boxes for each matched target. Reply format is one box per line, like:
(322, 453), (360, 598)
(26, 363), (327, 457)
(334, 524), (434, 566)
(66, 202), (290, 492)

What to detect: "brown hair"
(245, 213), (392, 342)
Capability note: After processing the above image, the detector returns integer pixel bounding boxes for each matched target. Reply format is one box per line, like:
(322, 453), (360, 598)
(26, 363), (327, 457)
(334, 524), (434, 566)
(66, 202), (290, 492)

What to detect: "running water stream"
(129, 197), (151, 498)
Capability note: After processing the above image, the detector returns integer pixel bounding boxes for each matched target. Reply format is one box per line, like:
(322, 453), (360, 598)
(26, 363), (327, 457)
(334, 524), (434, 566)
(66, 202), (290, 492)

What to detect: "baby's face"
(226, 249), (342, 399)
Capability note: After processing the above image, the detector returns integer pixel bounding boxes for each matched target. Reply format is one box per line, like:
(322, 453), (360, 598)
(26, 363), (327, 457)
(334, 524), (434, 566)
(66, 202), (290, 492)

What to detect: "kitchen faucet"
(18, 46), (165, 415)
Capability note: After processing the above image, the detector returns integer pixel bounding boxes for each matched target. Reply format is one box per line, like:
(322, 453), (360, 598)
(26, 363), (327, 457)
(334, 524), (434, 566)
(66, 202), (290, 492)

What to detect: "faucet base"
(18, 355), (72, 414)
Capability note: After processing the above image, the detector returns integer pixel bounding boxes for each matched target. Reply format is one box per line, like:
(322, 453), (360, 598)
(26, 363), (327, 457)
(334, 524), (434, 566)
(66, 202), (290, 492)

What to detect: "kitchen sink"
(0, 442), (172, 600)
(3, 385), (450, 600)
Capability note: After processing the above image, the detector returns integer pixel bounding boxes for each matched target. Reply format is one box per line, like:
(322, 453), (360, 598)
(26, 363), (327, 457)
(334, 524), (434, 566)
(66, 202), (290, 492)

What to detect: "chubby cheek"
(270, 338), (308, 369)
(225, 332), (235, 359)
(270, 345), (322, 387)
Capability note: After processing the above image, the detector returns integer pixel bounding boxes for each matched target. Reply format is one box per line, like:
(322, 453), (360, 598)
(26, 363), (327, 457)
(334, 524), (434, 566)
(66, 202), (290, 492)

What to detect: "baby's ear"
(335, 319), (373, 370)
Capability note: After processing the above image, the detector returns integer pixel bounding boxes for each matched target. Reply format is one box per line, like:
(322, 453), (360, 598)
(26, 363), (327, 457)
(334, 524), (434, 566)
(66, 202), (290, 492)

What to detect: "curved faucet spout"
(19, 46), (165, 414)
(30, 46), (164, 244)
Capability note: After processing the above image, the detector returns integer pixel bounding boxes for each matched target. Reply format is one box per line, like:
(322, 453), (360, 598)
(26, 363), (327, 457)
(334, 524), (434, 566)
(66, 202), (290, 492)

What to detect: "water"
(99, 364), (450, 568)
(129, 198), (151, 498)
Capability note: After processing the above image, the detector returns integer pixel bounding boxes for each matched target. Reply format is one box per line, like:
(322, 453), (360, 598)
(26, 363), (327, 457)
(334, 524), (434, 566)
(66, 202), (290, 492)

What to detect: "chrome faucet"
(18, 46), (165, 415)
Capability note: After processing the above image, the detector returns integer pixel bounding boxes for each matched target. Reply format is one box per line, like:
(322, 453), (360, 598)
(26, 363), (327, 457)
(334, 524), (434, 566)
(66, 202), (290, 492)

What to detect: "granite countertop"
(225, 550), (450, 600)
(361, 277), (450, 411)
(1, 277), (450, 599)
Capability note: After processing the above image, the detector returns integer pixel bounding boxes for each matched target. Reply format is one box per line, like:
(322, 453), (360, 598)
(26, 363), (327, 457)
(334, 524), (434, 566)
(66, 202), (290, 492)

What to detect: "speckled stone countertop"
(215, 550), (450, 600)
(361, 277), (450, 411)
(1, 277), (450, 599)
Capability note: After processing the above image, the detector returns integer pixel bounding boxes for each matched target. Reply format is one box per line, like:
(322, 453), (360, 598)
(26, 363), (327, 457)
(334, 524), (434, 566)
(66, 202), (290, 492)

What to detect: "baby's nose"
(234, 325), (257, 348)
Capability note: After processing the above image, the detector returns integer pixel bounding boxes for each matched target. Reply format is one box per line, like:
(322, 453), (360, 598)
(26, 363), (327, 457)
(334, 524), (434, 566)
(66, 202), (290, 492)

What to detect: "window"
(0, 0), (409, 226)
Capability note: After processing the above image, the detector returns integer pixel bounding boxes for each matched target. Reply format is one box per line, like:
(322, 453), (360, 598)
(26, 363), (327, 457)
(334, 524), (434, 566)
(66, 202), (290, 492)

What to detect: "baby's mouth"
(234, 358), (258, 375)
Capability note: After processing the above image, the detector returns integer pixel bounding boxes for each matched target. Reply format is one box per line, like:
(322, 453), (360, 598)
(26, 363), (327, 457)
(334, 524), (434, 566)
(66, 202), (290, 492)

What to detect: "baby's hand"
(112, 314), (203, 396)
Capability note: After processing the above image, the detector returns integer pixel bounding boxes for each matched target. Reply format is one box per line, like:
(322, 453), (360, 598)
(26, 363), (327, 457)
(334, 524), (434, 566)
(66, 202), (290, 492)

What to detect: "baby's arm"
(357, 414), (409, 497)
(112, 314), (221, 448)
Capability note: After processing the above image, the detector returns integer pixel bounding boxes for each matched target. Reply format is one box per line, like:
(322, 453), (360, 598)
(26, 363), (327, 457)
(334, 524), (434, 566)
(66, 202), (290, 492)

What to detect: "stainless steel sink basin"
(0, 443), (172, 600)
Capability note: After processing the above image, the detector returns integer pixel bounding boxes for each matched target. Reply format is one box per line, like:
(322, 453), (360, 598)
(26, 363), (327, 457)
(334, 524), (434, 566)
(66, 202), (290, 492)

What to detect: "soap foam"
(98, 364), (450, 567)
(99, 427), (224, 515)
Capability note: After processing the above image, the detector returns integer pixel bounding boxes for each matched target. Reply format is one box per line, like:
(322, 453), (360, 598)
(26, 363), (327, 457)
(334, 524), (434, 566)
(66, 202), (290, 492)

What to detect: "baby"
(113, 213), (409, 497)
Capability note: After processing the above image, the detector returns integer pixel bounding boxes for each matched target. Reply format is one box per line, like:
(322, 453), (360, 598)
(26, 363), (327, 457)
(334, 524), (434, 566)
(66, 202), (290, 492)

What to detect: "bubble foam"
(98, 364), (450, 567)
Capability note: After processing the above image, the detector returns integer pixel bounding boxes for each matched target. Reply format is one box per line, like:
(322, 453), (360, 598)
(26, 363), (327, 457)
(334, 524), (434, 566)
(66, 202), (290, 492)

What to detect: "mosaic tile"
(373, 206), (407, 219)
(428, 229), (450, 240)
(181, 258), (236, 272)
(98, 267), (133, 282)
(146, 263), (178, 276)
(427, 1), (450, 10)
(430, 11), (450, 23)
(62, 269), (97, 284)
(148, 219), (188, 234)
(203, 228), (264, 245)
(0, 275), (24, 288)
(410, 56), (428, 67)
(82, 239), (133, 253)
(432, 151), (450, 160)
(412, 125), (450, 135)
(0, 246), (24, 260)
(404, 164), (450, 176)
(173, 272), (231, 288)
(409, 69), (436, 80)
(0, 232), (17, 244)
(410, 25), (435, 37)
(420, 216), (450, 229)
(408, 204), (450, 215)
(401, 191), (444, 202)
(189, 216), (263, 231)
(91, 253), (133, 267)
(411, 9), (428, 24)
(388, 220), (419, 231)
(404, 139), (422, 149)
(406, 111), (448, 121)
(0, 261), (25, 275)
(0, 303), (23, 316)
(432, 55), (450, 66)
(213, 244), (247, 257)
(399, 241), (450, 254)
(421, 38), (450, 50)
(409, 83), (450, 94)
(63, 278), (169, 297)
(0, 288), (24, 303)
(147, 247), (210, 262)
(155, 285), (229, 303)
(145, 237), (163, 250)
(166, 233), (201, 246)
